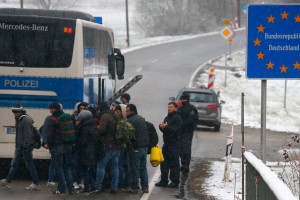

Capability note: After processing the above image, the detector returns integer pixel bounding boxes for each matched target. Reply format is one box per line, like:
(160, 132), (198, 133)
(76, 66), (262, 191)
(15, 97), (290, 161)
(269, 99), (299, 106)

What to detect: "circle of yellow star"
(293, 61), (300, 69)
(281, 11), (288, 19)
(253, 38), (261, 46)
(295, 15), (300, 23)
(256, 51), (265, 60)
(268, 15), (275, 23)
(280, 65), (288, 73)
(266, 61), (274, 69)
(257, 24), (265, 33)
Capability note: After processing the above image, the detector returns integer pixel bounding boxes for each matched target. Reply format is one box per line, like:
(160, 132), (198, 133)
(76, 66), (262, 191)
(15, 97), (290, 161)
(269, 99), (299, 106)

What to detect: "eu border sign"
(247, 4), (300, 79)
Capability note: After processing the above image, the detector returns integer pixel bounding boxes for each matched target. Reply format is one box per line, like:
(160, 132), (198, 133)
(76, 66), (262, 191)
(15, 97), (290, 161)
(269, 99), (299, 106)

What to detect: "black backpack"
(32, 126), (41, 149)
(146, 121), (158, 154)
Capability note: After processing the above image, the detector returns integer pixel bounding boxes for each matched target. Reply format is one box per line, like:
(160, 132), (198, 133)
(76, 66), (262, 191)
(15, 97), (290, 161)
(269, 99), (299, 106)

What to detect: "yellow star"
(256, 51), (265, 60)
(280, 65), (288, 73)
(253, 38), (261, 46)
(294, 61), (300, 69)
(257, 24), (265, 33)
(295, 15), (300, 23)
(268, 15), (275, 23)
(281, 11), (288, 19)
(266, 61), (274, 69)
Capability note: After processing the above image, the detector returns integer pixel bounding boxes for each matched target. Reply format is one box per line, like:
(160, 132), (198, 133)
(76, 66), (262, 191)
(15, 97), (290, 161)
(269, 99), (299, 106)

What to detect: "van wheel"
(214, 124), (220, 132)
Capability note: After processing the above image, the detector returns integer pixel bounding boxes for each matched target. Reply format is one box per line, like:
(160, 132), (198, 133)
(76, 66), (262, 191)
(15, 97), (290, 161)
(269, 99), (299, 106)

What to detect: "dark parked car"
(170, 87), (225, 131)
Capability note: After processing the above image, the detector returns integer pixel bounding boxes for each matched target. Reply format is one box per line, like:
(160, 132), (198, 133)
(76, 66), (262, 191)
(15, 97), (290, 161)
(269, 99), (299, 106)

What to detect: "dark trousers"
(160, 145), (180, 184)
(179, 132), (193, 171)
(50, 143), (74, 194)
(6, 147), (39, 185)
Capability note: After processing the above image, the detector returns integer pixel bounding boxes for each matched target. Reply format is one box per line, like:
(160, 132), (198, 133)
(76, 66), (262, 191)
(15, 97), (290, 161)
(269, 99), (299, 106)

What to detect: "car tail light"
(207, 104), (218, 109)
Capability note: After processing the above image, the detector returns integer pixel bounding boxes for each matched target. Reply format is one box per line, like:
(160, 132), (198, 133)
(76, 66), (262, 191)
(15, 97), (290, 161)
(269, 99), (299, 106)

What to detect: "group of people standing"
(0, 92), (198, 196)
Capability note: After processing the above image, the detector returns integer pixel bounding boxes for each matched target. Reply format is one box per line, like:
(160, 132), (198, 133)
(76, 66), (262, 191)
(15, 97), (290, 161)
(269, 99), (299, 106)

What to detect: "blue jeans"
(130, 147), (148, 190)
(6, 147), (39, 185)
(95, 149), (120, 190)
(48, 159), (56, 182)
(50, 143), (74, 194)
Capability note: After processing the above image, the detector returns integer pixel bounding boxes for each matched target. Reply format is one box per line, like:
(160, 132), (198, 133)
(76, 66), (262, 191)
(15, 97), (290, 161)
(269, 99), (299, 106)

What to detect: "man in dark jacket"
(95, 102), (120, 194)
(126, 104), (149, 194)
(0, 104), (40, 190)
(178, 94), (198, 173)
(156, 102), (182, 188)
(42, 102), (75, 195)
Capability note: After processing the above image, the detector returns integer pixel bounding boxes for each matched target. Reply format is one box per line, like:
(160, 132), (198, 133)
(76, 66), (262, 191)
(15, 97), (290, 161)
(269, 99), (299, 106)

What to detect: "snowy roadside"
(195, 51), (300, 200)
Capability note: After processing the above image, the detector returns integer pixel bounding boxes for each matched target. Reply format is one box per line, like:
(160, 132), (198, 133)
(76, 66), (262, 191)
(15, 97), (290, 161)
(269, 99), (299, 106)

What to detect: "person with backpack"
(94, 102), (120, 194)
(178, 94), (198, 173)
(126, 104), (149, 194)
(42, 102), (75, 195)
(0, 104), (40, 190)
(156, 102), (182, 188)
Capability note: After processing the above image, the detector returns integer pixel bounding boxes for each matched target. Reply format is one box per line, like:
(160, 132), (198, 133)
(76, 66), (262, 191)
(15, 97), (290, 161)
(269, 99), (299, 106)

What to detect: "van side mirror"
(114, 48), (125, 80)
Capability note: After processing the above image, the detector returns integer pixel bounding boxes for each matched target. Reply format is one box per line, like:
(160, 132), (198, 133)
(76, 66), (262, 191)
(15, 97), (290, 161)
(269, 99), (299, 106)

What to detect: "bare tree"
(29, 0), (78, 10)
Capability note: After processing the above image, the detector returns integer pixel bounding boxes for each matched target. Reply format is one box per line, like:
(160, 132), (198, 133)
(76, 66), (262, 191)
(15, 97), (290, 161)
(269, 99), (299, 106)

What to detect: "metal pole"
(125, 0), (130, 47)
(224, 40), (227, 87)
(284, 80), (287, 109)
(261, 80), (267, 163)
(20, 0), (23, 8)
(237, 0), (241, 27)
(241, 93), (245, 200)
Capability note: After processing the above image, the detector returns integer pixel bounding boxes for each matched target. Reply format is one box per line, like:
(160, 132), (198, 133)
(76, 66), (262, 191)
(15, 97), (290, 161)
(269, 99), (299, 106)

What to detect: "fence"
(244, 151), (297, 200)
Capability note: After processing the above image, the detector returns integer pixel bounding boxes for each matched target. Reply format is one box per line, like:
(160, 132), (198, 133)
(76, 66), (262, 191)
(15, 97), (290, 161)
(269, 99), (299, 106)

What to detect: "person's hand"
(43, 143), (49, 149)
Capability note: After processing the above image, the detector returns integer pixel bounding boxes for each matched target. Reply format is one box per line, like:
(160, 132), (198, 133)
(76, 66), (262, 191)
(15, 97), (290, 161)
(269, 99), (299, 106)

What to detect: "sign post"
(247, 4), (300, 163)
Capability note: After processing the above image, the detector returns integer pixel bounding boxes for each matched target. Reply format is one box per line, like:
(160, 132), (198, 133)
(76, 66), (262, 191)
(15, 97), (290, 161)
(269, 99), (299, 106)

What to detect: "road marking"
(140, 168), (160, 200)
(137, 67), (143, 72)
(151, 59), (159, 63)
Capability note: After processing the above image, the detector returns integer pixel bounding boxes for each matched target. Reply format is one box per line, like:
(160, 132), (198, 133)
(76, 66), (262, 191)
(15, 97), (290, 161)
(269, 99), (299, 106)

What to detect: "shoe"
(142, 188), (149, 193)
(180, 166), (190, 173)
(110, 188), (118, 194)
(155, 181), (168, 187)
(73, 182), (80, 190)
(130, 189), (138, 194)
(89, 189), (101, 194)
(78, 183), (84, 189)
(168, 182), (179, 188)
(51, 190), (65, 196)
(47, 181), (56, 187)
(0, 179), (9, 188)
(25, 183), (41, 191)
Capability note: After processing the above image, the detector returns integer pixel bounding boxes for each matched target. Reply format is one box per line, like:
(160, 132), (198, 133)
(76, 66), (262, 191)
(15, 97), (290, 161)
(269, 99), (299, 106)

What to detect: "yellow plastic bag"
(150, 145), (164, 167)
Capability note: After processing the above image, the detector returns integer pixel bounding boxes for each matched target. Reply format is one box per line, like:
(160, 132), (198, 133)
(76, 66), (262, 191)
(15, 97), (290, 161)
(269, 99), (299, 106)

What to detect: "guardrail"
(244, 151), (297, 200)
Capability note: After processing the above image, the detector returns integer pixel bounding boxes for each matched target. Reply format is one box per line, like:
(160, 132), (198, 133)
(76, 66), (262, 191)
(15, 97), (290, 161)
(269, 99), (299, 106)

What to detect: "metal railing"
(244, 151), (297, 200)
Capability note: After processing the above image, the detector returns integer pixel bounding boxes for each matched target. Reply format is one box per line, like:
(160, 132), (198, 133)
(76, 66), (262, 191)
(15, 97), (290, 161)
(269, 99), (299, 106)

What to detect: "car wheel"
(214, 124), (220, 132)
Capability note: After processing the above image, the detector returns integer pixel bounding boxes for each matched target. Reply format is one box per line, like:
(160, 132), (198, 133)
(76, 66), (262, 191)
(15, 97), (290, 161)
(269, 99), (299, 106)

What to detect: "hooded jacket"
(15, 114), (35, 149)
(127, 113), (149, 149)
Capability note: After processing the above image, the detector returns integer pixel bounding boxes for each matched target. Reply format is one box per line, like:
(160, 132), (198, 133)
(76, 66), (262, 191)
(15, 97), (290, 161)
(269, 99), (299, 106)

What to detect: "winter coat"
(77, 119), (96, 167)
(178, 102), (198, 133)
(159, 111), (182, 147)
(97, 110), (119, 149)
(42, 110), (64, 148)
(15, 114), (35, 149)
(127, 113), (149, 149)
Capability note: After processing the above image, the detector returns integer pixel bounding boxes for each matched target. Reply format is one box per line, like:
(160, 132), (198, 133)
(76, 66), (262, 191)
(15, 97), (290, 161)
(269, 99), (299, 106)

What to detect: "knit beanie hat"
(12, 104), (23, 113)
(78, 110), (93, 121)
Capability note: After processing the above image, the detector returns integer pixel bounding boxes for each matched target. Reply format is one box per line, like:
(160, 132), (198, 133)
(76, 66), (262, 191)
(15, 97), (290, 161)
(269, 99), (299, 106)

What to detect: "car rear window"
(184, 92), (216, 103)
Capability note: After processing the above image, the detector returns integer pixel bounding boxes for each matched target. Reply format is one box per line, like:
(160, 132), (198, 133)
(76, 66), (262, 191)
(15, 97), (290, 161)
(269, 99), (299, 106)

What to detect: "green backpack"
(115, 119), (135, 144)
(52, 113), (76, 143)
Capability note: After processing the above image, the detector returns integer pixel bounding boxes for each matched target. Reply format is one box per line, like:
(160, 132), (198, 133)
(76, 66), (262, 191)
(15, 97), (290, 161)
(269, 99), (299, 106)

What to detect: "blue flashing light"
(94, 16), (102, 24)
